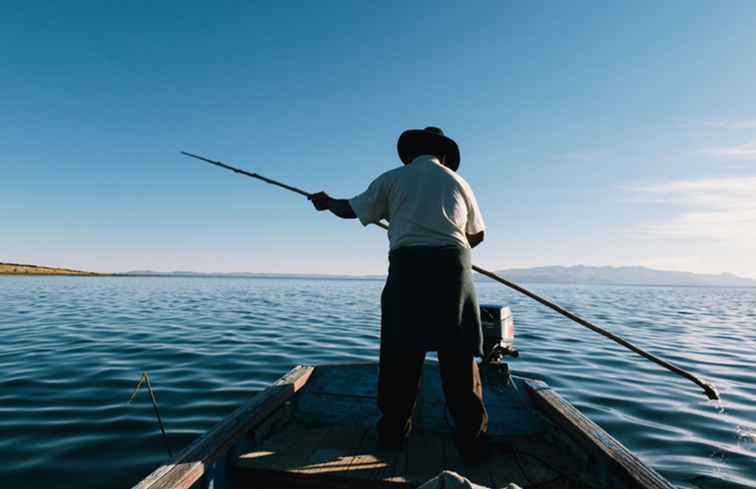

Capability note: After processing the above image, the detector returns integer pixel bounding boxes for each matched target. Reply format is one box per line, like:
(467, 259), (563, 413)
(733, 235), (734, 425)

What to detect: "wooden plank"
(235, 425), (407, 489)
(131, 365), (314, 489)
(300, 363), (379, 398)
(233, 471), (393, 489)
(487, 442), (529, 488)
(236, 426), (332, 472)
(347, 427), (402, 483)
(515, 452), (560, 487)
(234, 426), (334, 489)
(525, 379), (675, 489)
(402, 433), (446, 485)
(238, 430), (291, 465)
(296, 424), (369, 476)
(440, 438), (494, 488)
(498, 434), (580, 484)
(251, 400), (294, 444)
(293, 393), (380, 427)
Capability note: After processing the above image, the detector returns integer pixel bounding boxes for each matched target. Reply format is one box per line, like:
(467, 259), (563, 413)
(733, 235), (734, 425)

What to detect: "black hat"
(397, 126), (461, 171)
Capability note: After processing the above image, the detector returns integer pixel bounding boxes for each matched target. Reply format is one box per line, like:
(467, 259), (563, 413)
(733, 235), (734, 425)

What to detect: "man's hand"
(309, 191), (357, 219)
(309, 191), (331, 211)
(467, 231), (485, 248)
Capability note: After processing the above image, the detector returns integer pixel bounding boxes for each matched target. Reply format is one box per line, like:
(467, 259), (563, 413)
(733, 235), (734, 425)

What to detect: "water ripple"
(0, 277), (754, 489)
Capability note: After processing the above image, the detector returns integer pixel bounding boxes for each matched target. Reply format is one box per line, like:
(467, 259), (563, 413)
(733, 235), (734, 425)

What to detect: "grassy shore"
(0, 262), (105, 276)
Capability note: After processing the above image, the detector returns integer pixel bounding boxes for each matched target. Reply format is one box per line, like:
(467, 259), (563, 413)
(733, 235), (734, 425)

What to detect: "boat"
(132, 306), (675, 489)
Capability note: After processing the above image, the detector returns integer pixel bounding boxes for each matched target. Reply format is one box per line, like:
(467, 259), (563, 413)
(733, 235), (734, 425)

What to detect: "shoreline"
(3, 262), (754, 287)
(2, 271), (754, 288)
(0, 262), (107, 276)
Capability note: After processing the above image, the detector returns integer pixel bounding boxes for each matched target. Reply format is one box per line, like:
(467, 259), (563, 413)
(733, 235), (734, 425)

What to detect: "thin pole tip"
(703, 382), (720, 401)
(181, 151), (218, 165)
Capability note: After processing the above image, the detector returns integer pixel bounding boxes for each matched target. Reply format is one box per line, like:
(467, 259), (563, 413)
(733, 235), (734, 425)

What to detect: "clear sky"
(2, 2), (756, 277)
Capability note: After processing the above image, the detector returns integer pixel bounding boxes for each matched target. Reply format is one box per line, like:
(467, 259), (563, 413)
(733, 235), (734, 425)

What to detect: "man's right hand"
(467, 231), (485, 248)
(308, 191), (331, 211)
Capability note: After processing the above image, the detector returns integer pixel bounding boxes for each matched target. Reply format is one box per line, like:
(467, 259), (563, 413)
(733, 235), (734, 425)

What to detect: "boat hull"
(132, 363), (674, 489)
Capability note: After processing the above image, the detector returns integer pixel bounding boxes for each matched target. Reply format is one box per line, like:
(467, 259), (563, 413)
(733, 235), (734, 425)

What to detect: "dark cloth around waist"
(380, 246), (483, 356)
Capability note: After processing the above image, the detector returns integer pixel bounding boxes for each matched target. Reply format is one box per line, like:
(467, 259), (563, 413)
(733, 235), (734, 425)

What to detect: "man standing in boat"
(309, 127), (488, 461)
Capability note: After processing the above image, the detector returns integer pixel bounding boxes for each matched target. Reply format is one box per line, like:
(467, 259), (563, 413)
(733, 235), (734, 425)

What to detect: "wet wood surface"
(234, 423), (569, 488)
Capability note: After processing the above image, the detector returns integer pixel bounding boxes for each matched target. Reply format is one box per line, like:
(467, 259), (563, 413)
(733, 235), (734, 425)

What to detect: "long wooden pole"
(181, 151), (720, 400)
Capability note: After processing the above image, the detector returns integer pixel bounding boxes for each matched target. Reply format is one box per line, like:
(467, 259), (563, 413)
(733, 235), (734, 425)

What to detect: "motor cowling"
(480, 304), (518, 364)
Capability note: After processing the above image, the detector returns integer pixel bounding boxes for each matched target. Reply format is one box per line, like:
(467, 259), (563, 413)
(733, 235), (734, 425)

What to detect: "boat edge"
(524, 379), (675, 489)
(131, 365), (314, 489)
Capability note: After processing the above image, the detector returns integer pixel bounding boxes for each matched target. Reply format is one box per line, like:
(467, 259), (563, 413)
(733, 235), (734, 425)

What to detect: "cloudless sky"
(2, 1), (756, 277)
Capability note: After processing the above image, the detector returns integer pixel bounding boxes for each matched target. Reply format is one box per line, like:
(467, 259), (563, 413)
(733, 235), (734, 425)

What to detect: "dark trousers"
(377, 350), (488, 446)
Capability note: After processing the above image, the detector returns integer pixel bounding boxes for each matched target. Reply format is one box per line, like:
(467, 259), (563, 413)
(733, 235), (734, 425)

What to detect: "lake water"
(0, 276), (754, 489)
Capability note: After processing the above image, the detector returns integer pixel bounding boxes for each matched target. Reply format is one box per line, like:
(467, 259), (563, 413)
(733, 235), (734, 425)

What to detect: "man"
(309, 127), (488, 461)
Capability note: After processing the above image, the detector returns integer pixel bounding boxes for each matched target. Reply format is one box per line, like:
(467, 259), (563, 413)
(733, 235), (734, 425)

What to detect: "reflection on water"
(0, 277), (754, 488)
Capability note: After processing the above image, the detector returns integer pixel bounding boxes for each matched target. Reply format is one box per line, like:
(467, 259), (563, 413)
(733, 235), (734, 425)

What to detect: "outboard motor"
(480, 304), (518, 365)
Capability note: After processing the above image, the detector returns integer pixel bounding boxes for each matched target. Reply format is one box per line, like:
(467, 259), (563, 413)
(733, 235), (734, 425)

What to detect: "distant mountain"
(494, 265), (756, 287)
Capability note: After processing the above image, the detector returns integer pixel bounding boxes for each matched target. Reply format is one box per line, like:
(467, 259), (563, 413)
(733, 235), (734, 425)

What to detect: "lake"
(0, 276), (754, 488)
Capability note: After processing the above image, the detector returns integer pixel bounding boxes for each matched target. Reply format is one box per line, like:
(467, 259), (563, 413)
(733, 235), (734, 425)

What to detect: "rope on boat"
(128, 372), (174, 458)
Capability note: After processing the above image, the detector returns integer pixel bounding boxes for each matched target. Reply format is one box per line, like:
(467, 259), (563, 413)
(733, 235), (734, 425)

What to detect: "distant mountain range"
(121, 265), (756, 287)
(5, 259), (752, 286)
(491, 265), (756, 287)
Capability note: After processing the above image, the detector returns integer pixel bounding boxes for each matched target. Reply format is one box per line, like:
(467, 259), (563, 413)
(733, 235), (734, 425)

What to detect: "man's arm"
(467, 230), (484, 248)
(309, 191), (357, 219)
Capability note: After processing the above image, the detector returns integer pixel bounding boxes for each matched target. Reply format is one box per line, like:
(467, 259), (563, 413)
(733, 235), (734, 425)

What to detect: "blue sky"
(2, 2), (756, 277)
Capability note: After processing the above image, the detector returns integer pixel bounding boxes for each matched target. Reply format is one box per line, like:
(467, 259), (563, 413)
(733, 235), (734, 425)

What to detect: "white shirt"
(349, 155), (485, 251)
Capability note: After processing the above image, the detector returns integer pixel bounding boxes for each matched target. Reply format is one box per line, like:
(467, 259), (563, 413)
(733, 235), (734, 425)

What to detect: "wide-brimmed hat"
(397, 126), (460, 171)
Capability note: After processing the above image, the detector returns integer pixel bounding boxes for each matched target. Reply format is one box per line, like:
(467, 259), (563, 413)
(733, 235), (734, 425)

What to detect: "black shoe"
(456, 432), (492, 463)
